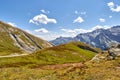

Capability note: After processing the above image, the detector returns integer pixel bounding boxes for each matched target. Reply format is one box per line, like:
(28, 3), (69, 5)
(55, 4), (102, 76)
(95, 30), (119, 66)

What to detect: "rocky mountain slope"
(0, 21), (52, 56)
(51, 26), (120, 49)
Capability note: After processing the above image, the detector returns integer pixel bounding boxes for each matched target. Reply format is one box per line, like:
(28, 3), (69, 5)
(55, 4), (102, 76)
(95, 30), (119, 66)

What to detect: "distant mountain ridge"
(51, 26), (120, 49)
(0, 21), (52, 56)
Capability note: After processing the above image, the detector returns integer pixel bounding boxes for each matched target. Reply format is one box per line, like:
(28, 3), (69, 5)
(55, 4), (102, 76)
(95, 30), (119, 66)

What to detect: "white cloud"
(99, 18), (106, 22)
(91, 25), (110, 31)
(108, 2), (114, 7)
(61, 28), (90, 37)
(34, 28), (49, 33)
(107, 2), (120, 12)
(8, 22), (17, 27)
(40, 9), (50, 14)
(35, 33), (59, 41)
(109, 16), (112, 18)
(61, 29), (76, 33)
(25, 30), (62, 41)
(75, 10), (78, 14)
(29, 19), (37, 24)
(73, 16), (84, 23)
(91, 25), (103, 30)
(29, 14), (57, 25)
(61, 28), (88, 34)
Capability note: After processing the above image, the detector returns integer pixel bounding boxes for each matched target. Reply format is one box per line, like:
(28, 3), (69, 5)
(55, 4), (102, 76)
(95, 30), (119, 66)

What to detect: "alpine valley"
(1, 0), (120, 80)
(0, 21), (120, 80)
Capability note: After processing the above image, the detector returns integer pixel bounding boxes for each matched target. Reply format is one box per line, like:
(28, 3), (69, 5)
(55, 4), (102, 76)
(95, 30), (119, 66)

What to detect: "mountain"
(51, 26), (120, 49)
(51, 36), (74, 45)
(0, 21), (52, 56)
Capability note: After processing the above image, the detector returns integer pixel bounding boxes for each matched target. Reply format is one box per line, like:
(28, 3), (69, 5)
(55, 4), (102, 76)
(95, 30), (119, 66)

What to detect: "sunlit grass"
(0, 41), (99, 68)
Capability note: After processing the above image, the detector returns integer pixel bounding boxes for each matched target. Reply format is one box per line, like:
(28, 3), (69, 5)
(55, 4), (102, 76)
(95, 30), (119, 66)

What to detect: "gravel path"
(0, 53), (29, 58)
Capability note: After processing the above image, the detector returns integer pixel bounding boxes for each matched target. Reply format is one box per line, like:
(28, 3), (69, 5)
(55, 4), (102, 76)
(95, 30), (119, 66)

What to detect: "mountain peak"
(51, 25), (120, 50)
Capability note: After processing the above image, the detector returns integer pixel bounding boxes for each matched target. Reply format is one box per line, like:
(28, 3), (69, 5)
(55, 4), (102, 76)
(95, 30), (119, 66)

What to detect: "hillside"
(0, 21), (52, 56)
(0, 41), (100, 68)
(51, 26), (120, 49)
(0, 42), (120, 80)
(0, 41), (101, 79)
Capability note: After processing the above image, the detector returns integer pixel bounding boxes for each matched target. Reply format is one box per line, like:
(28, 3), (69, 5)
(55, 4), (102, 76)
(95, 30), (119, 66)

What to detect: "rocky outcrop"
(107, 44), (120, 59)
(91, 44), (120, 62)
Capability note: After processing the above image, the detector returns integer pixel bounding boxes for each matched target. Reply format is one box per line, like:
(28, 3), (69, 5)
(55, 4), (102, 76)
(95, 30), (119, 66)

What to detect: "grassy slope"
(0, 41), (101, 80)
(0, 42), (99, 68)
(36, 42), (100, 64)
(0, 41), (119, 80)
(0, 54), (120, 80)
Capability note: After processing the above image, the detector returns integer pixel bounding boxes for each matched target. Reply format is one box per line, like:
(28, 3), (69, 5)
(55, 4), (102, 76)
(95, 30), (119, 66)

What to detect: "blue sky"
(0, 0), (120, 40)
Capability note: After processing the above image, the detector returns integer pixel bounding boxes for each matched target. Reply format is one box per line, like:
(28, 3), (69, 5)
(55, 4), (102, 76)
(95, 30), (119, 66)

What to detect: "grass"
(0, 41), (99, 68)
(81, 58), (120, 80)
(0, 41), (99, 80)
(0, 57), (120, 80)
(0, 40), (120, 80)
(0, 68), (55, 80)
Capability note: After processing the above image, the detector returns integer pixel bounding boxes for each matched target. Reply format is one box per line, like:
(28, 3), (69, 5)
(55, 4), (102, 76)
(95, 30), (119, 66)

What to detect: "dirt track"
(33, 62), (84, 70)
(0, 53), (29, 58)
